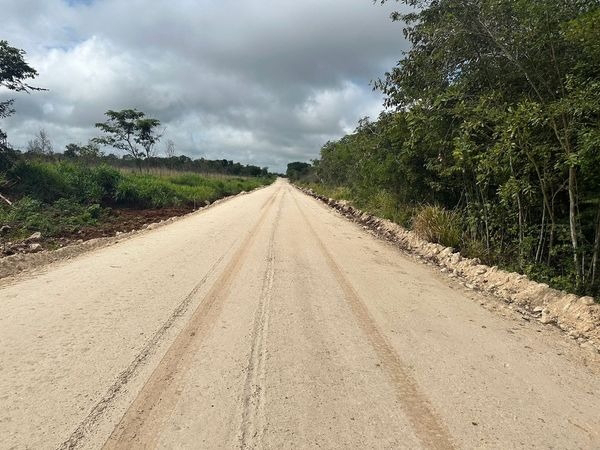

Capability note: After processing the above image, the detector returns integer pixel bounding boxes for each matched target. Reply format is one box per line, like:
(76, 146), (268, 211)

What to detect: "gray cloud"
(0, 0), (407, 171)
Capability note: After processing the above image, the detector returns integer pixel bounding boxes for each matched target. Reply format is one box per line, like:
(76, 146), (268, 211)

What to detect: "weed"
(412, 205), (463, 249)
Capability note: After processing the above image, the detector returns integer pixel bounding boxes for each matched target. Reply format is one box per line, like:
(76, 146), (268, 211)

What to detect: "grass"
(115, 173), (268, 208)
(298, 180), (599, 298)
(0, 197), (107, 240)
(300, 182), (462, 249)
(412, 205), (462, 249)
(299, 182), (414, 227)
(0, 161), (273, 241)
(116, 166), (255, 180)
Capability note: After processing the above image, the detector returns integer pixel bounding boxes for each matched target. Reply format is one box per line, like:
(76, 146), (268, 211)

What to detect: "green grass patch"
(115, 173), (269, 208)
(412, 205), (462, 249)
(0, 197), (106, 239)
(299, 182), (414, 227)
(1, 160), (273, 241)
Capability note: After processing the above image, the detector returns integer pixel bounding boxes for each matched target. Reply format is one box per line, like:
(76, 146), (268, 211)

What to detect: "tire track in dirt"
(102, 188), (282, 449)
(237, 190), (283, 449)
(291, 189), (456, 450)
(58, 242), (235, 450)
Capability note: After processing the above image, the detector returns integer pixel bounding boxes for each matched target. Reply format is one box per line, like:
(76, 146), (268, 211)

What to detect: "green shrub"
(173, 183), (217, 204)
(169, 173), (212, 187)
(119, 174), (267, 208)
(461, 238), (495, 265)
(0, 196), (106, 237)
(1, 163), (272, 242)
(330, 186), (352, 200)
(56, 164), (105, 204)
(9, 161), (71, 203)
(91, 165), (121, 203)
(0, 197), (47, 236)
(412, 205), (462, 248)
(8, 161), (123, 205)
(18, 161), (265, 208)
(115, 175), (180, 208)
(365, 190), (414, 227)
(297, 182), (351, 200)
(0, 146), (18, 173)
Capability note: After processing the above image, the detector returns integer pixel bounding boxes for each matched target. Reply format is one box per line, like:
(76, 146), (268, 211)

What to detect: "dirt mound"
(0, 207), (194, 258)
(299, 186), (600, 354)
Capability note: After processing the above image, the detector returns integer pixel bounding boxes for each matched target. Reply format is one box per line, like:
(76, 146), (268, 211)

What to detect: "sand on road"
(1, 179), (599, 449)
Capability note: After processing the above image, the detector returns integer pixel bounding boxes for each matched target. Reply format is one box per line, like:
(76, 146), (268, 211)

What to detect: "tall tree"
(374, 0), (599, 287)
(286, 161), (312, 180)
(64, 141), (104, 162)
(164, 139), (176, 158)
(0, 40), (42, 170)
(94, 109), (162, 169)
(26, 129), (53, 155)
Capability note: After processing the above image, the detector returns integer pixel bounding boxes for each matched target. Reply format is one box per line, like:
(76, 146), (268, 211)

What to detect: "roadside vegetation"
(0, 160), (271, 246)
(291, 1), (600, 299)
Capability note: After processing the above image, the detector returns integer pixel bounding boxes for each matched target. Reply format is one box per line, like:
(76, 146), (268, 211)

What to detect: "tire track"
(291, 189), (455, 450)
(102, 188), (281, 449)
(58, 242), (234, 450)
(237, 190), (283, 449)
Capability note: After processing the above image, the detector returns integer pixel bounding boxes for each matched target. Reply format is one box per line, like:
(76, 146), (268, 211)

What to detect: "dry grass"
(116, 167), (251, 180)
(412, 205), (462, 248)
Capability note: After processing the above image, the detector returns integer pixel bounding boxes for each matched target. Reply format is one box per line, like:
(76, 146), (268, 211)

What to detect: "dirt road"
(1, 179), (599, 449)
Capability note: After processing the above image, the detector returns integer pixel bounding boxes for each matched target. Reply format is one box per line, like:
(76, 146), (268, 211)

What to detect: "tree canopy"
(286, 162), (312, 180)
(0, 40), (42, 169)
(309, 0), (600, 297)
(94, 109), (163, 167)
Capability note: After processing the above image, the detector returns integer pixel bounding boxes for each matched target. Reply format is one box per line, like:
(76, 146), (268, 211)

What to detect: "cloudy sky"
(1, 0), (407, 172)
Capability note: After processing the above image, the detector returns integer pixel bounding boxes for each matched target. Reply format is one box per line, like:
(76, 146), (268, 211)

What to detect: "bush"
(0, 197), (48, 236)
(462, 238), (496, 265)
(0, 146), (18, 173)
(8, 161), (123, 205)
(169, 173), (212, 187)
(365, 190), (413, 227)
(298, 182), (351, 201)
(6, 161), (271, 210)
(115, 174), (269, 208)
(115, 175), (179, 208)
(330, 186), (352, 200)
(412, 205), (462, 249)
(1, 161), (273, 243)
(91, 165), (121, 203)
(0, 196), (106, 238)
(9, 161), (71, 203)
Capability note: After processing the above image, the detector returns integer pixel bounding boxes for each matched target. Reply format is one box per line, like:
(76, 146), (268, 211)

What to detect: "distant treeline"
(296, 1), (600, 298)
(92, 153), (270, 178)
(8, 148), (271, 178)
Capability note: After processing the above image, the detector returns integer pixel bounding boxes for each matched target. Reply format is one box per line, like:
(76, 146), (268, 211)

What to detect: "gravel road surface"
(1, 179), (599, 449)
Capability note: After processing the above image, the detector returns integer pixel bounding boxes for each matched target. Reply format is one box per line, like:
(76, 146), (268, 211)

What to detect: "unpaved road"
(1, 179), (599, 449)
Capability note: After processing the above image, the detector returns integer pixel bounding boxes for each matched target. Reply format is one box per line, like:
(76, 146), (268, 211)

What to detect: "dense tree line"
(105, 154), (270, 177)
(1, 41), (270, 180)
(8, 110), (270, 178)
(309, 0), (600, 296)
(11, 148), (270, 178)
(286, 161), (312, 180)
